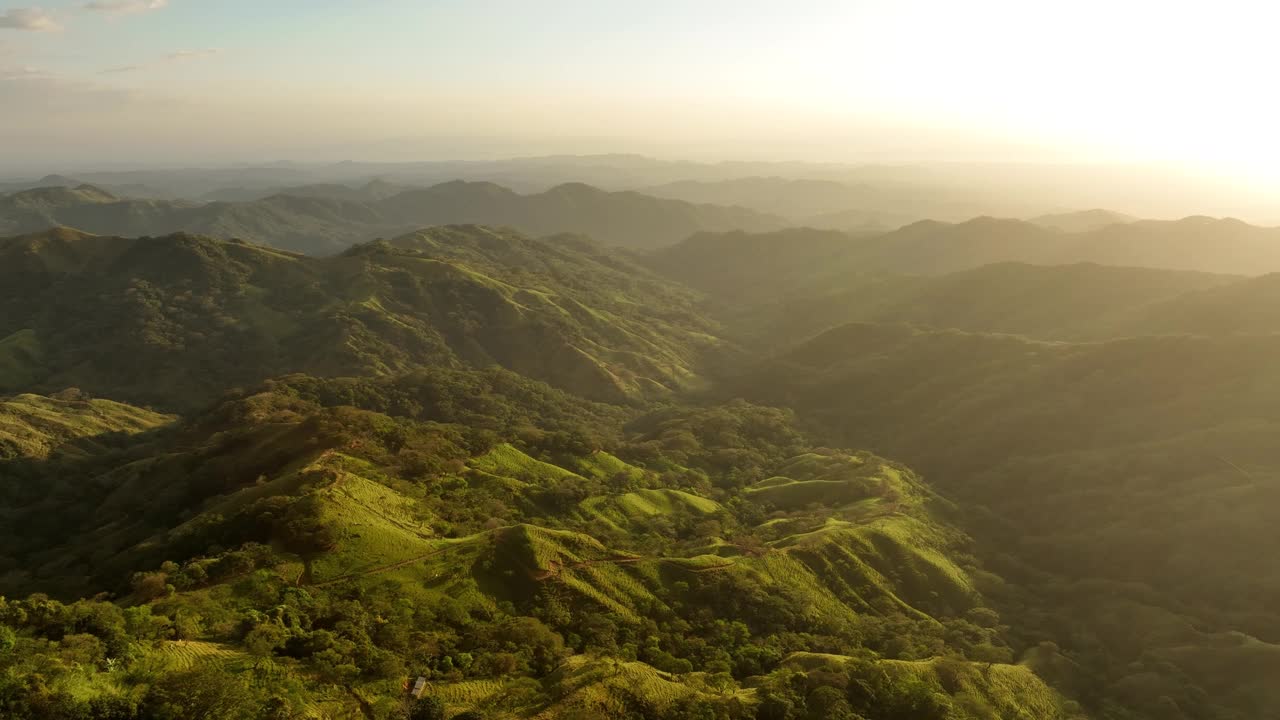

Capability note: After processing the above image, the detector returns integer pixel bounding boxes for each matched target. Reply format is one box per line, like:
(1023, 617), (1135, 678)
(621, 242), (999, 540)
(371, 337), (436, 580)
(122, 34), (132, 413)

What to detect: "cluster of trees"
(0, 363), (1041, 718)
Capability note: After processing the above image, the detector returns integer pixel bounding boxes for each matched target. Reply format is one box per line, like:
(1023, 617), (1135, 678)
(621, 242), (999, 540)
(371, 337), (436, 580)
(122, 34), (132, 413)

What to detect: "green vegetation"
(648, 215), (1280, 285)
(730, 322), (1280, 719)
(0, 392), (171, 461)
(0, 375), (1052, 719)
(0, 225), (721, 408)
(7, 212), (1280, 719)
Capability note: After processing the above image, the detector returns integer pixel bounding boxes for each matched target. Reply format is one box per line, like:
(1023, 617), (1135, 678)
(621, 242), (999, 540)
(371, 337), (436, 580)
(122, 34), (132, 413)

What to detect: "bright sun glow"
(1, 0), (1279, 187)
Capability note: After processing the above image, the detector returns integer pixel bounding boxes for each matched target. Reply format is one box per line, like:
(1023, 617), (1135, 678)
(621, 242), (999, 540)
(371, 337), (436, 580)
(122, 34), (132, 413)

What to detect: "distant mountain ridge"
(0, 179), (784, 254)
(643, 175), (1007, 228)
(200, 178), (416, 203)
(650, 214), (1280, 285)
(1027, 208), (1137, 232)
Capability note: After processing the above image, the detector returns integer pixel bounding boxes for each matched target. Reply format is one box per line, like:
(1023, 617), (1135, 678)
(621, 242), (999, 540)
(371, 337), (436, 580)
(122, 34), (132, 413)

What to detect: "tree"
(140, 666), (260, 720)
(754, 690), (796, 720)
(409, 696), (445, 720)
(244, 622), (289, 665)
(805, 686), (855, 720)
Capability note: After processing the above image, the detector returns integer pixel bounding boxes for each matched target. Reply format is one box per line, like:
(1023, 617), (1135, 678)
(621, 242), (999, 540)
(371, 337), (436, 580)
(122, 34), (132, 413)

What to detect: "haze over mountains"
(0, 179), (783, 254)
(8, 156), (1280, 224)
(10, 0), (1280, 714)
(8, 162), (1280, 286)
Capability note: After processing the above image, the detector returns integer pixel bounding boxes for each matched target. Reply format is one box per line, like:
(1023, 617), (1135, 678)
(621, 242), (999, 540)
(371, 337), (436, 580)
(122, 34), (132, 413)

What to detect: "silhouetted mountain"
(644, 177), (872, 218)
(652, 214), (1280, 289)
(718, 262), (1239, 347)
(644, 227), (859, 305)
(849, 217), (1060, 273)
(643, 176), (1005, 228)
(377, 180), (784, 249)
(1045, 215), (1280, 274)
(200, 178), (417, 203)
(1028, 208), (1136, 232)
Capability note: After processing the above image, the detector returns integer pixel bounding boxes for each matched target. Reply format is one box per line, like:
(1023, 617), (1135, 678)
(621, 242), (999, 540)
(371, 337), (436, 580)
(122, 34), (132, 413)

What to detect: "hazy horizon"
(4, 0), (1280, 190)
(7, 4), (1280, 719)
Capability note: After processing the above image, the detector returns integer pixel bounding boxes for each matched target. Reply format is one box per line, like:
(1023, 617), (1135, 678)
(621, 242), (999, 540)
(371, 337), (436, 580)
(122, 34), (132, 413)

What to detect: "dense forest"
(3, 209), (1279, 720)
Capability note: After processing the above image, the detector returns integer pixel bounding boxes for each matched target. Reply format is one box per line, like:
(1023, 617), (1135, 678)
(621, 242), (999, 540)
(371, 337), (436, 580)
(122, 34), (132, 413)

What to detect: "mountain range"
(0, 225), (720, 409)
(9, 155), (1275, 223)
(650, 215), (1280, 295)
(4, 208), (1280, 719)
(0, 180), (783, 254)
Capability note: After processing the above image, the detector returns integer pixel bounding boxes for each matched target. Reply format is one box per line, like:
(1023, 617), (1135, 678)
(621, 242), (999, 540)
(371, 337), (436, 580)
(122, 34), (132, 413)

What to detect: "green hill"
(0, 379), (1055, 719)
(649, 236), (1241, 347)
(0, 225), (722, 409)
(0, 392), (171, 461)
(649, 215), (1280, 301)
(726, 262), (1237, 347)
(11, 198), (1280, 720)
(648, 225), (1269, 347)
(732, 322), (1280, 718)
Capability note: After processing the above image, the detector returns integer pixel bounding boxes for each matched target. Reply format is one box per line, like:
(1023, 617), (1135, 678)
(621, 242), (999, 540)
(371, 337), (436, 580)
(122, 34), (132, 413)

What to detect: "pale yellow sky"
(2, 0), (1278, 187)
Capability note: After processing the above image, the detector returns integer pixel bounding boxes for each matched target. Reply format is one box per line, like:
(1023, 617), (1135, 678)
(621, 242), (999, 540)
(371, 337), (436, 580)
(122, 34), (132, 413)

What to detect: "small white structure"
(411, 676), (427, 698)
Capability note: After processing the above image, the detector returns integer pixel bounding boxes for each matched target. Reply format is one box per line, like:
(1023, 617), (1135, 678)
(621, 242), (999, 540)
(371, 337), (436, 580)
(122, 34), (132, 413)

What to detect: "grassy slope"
(0, 392), (172, 460)
(300, 446), (982, 637)
(736, 322), (1280, 717)
(783, 652), (1078, 719)
(0, 388), (1084, 718)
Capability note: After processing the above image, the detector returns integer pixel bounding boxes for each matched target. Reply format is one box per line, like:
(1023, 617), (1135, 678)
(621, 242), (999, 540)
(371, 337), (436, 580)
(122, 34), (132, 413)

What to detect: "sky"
(2, 0), (1279, 184)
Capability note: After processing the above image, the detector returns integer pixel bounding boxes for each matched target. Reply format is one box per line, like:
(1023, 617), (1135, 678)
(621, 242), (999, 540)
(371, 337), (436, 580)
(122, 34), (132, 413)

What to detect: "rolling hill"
(730, 322), (1280, 718)
(0, 180), (784, 254)
(718, 262), (1241, 347)
(375, 180), (784, 249)
(7, 201), (1280, 719)
(641, 176), (1043, 228)
(0, 225), (723, 409)
(1027, 208), (1136, 233)
(0, 376), (1079, 719)
(651, 214), (1280, 288)
(648, 226), (1247, 346)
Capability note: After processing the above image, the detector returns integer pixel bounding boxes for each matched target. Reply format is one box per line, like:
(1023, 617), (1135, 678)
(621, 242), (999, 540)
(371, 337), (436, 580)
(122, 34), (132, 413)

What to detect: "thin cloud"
(0, 65), (49, 80)
(98, 48), (217, 74)
(1, 68), (167, 110)
(82, 0), (168, 15)
(165, 48), (218, 61)
(0, 8), (61, 31)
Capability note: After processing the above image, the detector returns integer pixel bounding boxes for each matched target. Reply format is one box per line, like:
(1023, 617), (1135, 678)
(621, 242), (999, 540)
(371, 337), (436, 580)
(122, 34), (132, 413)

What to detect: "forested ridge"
(2, 219), (1277, 720)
